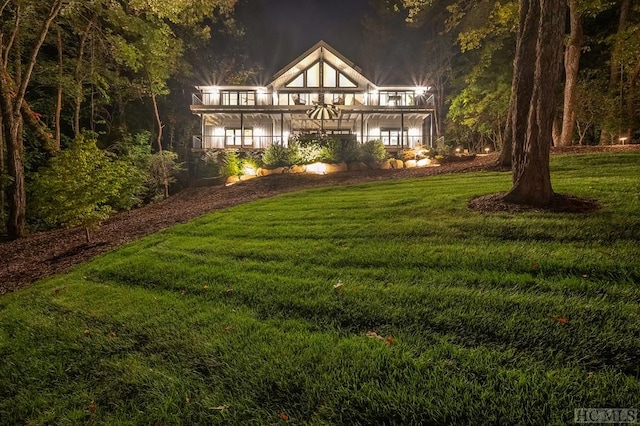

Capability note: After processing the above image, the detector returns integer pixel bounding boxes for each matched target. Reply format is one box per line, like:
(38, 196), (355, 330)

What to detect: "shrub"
(28, 137), (144, 242)
(261, 142), (292, 168)
(317, 138), (342, 163)
(220, 150), (241, 177)
(361, 140), (387, 162)
(340, 138), (362, 163)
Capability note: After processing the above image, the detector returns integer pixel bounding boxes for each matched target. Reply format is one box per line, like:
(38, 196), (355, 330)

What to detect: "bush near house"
(262, 137), (387, 169)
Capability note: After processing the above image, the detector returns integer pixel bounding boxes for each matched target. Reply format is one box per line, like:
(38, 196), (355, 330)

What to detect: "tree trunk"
(504, 0), (566, 206)
(559, 0), (583, 147)
(0, 0), (64, 239)
(55, 27), (62, 150)
(625, 62), (640, 142)
(552, 116), (561, 147)
(502, 0), (539, 174)
(150, 91), (169, 199)
(497, 108), (512, 168)
(0, 116), (5, 229)
(608, 0), (631, 92)
(3, 116), (25, 238)
(600, 0), (631, 144)
(73, 18), (94, 138)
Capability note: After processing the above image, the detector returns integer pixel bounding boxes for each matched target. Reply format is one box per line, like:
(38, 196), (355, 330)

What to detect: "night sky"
(260, 0), (371, 75)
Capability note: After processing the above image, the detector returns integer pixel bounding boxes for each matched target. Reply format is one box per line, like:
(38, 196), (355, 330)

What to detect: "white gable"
(271, 41), (374, 91)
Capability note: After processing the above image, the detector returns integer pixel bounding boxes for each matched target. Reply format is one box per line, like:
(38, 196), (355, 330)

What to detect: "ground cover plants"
(1, 151), (639, 425)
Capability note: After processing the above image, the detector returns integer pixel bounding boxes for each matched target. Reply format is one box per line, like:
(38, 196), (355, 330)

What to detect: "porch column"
(240, 113), (244, 148)
(429, 114), (434, 148)
(360, 113), (364, 143)
(280, 112), (284, 143)
(401, 113), (404, 149)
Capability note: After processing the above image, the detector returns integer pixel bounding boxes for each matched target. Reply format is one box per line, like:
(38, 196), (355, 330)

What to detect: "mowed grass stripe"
(0, 152), (639, 425)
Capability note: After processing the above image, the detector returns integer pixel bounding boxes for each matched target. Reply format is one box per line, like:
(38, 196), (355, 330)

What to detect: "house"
(190, 41), (436, 154)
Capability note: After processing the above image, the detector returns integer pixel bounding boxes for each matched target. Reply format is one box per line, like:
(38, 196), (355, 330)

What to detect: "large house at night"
(190, 41), (436, 154)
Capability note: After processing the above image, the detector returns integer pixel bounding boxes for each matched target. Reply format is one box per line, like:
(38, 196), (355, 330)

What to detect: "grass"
(1, 152), (639, 425)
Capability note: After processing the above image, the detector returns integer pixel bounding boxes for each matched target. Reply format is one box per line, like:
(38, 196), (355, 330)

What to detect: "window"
(225, 128), (253, 147)
(380, 128), (408, 146)
(221, 91), (256, 106)
(378, 91), (415, 106)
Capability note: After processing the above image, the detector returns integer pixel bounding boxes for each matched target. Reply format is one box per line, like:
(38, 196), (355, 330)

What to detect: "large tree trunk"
(4, 117), (25, 238)
(559, 0), (583, 147)
(500, 0), (539, 171)
(504, 0), (566, 206)
(1, 0), (64, 239)
(497, 109), (512, 168)
(0, 115), (5, 229)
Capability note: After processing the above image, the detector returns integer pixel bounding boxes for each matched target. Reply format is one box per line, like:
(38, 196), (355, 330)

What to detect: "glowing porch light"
(414, 86), (427, 95)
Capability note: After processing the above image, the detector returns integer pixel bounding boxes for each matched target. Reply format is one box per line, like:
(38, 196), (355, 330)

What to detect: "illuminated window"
(221, 91), (256, 106)
(339, 74), (357, 88)
(323, 62), (337, 87)
(378, 91), (416, 106)
(225, 128), (253, 147)
(287, 74), (304, 88)
(307, 63), (320, 87)
(380, 128), (408, 146)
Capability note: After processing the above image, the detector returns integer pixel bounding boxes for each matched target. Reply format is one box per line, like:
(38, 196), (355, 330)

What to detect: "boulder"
(225, 175), (240, 185)
(378, 160), (392, 170)
(325, 162), (348, 173)
(288, 165), (306, 174)
(405, 159), (417, 168)
(416, 158), (431, 167)
(389, 159), (404, 169)
(261, 167), (286, 176)
(347, 162), (369, 171)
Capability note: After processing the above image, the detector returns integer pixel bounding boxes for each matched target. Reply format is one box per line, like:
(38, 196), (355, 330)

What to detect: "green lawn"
(1, 152), (639, 425)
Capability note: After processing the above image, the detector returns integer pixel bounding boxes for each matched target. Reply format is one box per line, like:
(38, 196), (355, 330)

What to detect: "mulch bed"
(1, 144), (639, 296)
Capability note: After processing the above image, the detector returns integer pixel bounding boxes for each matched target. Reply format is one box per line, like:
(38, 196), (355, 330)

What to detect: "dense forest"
(1, 0), (638, 239)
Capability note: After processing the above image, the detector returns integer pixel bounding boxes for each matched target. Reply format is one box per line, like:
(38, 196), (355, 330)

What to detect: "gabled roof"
(269, 40), (375, 91)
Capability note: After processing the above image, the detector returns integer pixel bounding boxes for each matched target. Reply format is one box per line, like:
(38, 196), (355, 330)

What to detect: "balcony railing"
(192, 135), (427, 150)
(191, 92), (435, 108)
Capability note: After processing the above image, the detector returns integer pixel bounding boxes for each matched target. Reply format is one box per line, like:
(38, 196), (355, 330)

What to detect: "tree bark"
(0, 0), (64, 239)
(504, 0), (566, 206)
(55, 26), (63, 150)
(497, 108), (512, 168)
(502, 0), (539, 174)
(559, 0), (583, 147)
(608, 0), (631, 92)
(0, 115), (5, 228)
(625, 62), (640, 142)
(73, 18), (94, 138)
(600, 0), (631, 144)
(150, 90), (169, 199)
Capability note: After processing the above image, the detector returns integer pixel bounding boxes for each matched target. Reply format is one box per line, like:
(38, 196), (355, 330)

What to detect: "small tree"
(29, 137), (143, 243)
